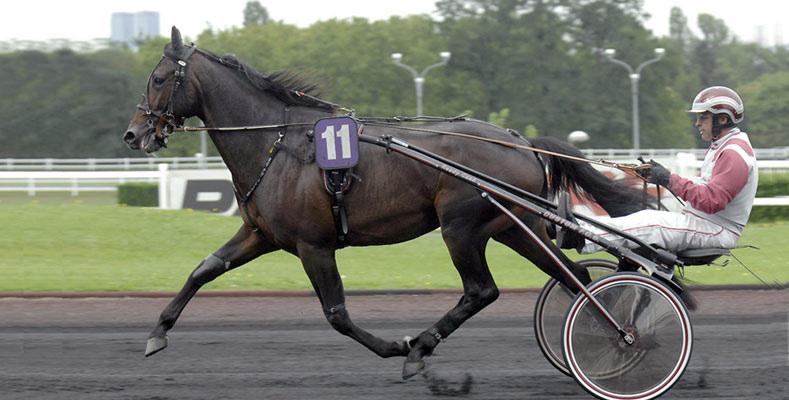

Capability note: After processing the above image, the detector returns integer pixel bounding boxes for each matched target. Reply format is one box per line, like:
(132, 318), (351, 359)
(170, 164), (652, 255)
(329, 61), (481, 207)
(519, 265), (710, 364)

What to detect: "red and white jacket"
(667, 128), (758, 234)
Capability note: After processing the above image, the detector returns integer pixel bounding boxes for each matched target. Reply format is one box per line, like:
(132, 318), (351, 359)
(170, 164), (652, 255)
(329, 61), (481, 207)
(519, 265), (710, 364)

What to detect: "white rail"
(0, 157), (787, 207)
(0, 168), (166, 197)
(0, 156), (226, 171)
(581, 147), (789, 160)
(1, 147), (788, 171)
(753, 197), (789, 206)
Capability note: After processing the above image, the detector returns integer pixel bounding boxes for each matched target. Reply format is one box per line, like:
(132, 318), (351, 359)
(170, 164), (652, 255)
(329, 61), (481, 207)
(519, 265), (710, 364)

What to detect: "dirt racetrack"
(1, 289), (787, 399)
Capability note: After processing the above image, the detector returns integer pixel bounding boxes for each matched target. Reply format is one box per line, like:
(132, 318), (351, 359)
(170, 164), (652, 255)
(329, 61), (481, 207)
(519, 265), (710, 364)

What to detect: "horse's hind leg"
(296, 241), (411, 358)
(492, 219), (591, 290)
(402, 223), (500, 379)
(401, 215), (591, 378)
(145, 224), (277, 357)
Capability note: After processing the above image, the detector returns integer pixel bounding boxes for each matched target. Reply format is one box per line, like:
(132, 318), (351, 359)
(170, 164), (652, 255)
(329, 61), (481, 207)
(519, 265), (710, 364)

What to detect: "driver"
(557, 86), (758, 254)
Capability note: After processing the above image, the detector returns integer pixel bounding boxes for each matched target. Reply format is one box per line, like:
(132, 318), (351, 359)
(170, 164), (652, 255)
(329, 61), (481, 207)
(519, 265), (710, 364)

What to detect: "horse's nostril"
(123, 131), (136, 143)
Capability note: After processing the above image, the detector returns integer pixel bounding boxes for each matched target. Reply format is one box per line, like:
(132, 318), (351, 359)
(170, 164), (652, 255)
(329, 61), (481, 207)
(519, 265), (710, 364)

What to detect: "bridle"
(136, 45), (197, 148)
(136, 44), (344, 146)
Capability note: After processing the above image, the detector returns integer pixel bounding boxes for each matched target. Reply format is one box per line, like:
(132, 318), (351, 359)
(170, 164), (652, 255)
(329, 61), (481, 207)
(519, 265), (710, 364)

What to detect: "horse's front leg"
(145, 224), (277, 356)
(297, 241), (411, 358)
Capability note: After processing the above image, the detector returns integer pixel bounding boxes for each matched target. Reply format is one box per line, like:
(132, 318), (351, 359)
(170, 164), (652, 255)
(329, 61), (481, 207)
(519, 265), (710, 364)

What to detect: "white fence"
(582, 147), (789, 161)
(0, 156), (226, 171)
(0, 165), (167, 199)
(1, 155), (788, 210)
(3, 147), (789, 172)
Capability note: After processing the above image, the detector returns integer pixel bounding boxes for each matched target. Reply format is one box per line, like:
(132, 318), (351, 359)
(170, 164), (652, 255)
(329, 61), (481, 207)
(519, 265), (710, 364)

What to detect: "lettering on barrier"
(181, 180), (238, 215)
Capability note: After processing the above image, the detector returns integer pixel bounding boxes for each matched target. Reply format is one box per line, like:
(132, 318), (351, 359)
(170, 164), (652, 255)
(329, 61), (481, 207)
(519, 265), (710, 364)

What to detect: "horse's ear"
(171, 26), (183, 52)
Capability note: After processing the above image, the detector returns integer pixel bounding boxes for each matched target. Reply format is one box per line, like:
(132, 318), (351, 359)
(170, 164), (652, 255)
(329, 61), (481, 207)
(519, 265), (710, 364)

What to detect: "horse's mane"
(192, 47), (337, 111)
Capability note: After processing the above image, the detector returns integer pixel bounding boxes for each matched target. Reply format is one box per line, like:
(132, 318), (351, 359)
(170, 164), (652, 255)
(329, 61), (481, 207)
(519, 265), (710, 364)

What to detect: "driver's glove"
(646, 160), (671, 186)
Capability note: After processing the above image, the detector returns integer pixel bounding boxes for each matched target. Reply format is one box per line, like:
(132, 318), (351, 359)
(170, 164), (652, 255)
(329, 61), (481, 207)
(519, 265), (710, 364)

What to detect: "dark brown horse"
(123, 27), (646, 379)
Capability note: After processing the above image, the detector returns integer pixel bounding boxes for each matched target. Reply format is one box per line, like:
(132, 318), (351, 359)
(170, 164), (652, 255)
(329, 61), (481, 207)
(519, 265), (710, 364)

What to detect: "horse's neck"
(196, 70), (286, 183)
(195, 66), (330, 190)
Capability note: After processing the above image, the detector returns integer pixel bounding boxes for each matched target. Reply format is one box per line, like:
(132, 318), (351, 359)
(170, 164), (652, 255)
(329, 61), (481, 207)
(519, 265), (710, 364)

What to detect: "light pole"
(602, 48), (665, 152)
(391, 51), (451, 116)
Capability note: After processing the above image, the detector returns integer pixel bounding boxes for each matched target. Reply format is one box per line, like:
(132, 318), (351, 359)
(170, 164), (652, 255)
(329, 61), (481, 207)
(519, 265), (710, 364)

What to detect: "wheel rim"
(534, 260), (617, 376)
(563, 273), (692, 400)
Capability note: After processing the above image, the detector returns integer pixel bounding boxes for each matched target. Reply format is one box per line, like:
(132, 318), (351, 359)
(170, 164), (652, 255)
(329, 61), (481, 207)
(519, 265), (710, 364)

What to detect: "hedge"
(750, 172), (789, 222)
(117, 183), (158, 207)
(756, 172), (789, 197)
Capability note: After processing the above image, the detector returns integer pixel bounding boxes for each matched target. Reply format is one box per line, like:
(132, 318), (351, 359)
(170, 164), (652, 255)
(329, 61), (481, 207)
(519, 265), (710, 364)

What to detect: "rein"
(174, 123), (313, 133)
(360, 121), (651, 179)
(173, 117), (652, 181)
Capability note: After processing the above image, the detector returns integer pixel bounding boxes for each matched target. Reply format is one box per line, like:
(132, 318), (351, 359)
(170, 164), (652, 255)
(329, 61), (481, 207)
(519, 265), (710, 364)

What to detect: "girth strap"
(323, 169), (352, 248)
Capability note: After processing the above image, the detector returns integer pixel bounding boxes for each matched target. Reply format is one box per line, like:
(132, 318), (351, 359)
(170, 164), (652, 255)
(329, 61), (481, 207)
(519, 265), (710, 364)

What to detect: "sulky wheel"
(562, 272), (692, 400)
(533, 259), (618, 376)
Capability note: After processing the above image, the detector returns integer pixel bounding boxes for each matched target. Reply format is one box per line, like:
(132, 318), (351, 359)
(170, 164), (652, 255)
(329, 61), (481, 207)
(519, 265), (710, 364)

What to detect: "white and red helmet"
(688, 86), (744, 124)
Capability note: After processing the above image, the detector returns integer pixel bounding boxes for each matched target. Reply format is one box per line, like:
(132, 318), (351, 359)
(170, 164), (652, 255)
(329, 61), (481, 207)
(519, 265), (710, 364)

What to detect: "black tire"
(533, 259), (617, 376)
(563, 273), (693, 400)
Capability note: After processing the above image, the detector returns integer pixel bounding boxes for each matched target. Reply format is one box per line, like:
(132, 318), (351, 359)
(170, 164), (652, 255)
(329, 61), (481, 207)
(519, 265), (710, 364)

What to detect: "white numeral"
(319, 124), (353, 160)
(336, 124), (351, 159)
(320, 125), (337, 160)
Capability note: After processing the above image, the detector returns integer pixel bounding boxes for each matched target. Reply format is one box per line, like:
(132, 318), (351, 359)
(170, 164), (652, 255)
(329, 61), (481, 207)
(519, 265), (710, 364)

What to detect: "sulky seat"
(675, 248), (731, 266)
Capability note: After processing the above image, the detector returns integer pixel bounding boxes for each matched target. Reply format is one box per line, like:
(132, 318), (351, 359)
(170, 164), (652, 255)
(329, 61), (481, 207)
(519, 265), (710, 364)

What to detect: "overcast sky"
(0, 1), (786, 46)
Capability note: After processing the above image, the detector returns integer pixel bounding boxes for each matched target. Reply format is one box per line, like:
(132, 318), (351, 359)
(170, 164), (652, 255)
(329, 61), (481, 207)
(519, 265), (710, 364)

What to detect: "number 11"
(320, 124), (352, 160)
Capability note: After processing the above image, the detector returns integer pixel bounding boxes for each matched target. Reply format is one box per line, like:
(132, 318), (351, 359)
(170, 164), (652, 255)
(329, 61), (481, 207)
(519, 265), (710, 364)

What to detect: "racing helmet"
(687, 86), (744, 124)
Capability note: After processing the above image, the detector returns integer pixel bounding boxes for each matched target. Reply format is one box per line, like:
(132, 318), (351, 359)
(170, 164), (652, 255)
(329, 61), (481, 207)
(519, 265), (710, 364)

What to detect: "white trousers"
(579, 209), (740, 254)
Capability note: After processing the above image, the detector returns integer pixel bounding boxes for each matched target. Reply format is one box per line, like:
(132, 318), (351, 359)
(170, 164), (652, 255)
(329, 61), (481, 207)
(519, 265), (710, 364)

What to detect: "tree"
(4, 0), (788, 159)
(436, 0), (580, 136)
(196, 15), (484, 119)
(243, 1), (270, 27)
(0, 48), (140, 157)
(668, 7), (693, 50)
(739, 71), (789, 147)
(697, 14), (730, 45)
(692, 14), (731, 86)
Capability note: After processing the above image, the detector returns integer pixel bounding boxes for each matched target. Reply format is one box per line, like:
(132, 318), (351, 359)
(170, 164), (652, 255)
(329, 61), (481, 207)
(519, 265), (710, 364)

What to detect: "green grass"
(0, 191), (117, 206)
(1, 203), (786, 292)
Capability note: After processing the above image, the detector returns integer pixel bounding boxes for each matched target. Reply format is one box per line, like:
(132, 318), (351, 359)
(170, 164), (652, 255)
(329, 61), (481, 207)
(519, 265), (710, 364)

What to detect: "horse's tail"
(531, 136), (652, 217)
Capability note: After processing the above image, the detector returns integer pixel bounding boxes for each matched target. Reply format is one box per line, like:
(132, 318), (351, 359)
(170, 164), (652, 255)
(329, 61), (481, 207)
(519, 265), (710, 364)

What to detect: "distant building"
(753, 23), (786, 48)
(754, 25), (767, 47)
(111, 11), (160, 49)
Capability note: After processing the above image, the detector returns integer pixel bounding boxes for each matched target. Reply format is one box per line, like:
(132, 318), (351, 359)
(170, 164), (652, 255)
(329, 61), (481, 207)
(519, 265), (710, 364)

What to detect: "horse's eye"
(153, 76), (165, 85)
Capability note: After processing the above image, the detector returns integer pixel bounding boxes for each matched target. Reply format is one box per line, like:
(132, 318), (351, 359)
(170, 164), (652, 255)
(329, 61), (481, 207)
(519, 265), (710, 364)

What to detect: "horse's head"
(123, 26), (200, 153)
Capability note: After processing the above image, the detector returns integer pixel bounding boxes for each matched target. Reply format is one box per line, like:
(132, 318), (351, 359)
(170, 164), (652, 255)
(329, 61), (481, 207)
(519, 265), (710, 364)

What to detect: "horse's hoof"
(145, 336), (168, 357)
(402, 335), (414, 351)
(392, 336), (413, 356)
(402, 360), (425, 380)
